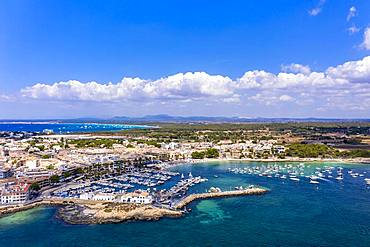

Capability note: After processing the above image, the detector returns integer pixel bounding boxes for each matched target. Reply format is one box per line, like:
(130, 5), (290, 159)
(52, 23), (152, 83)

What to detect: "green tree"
(205, 148), (219, 158)
(50, 175), (60, 184)
(191, 151), (205, 159)
(62, 171), (72, 178)
(46, 164), (54, 170)
(74, 167), (84, 174)
(286, 143), (334, 158)
(30, 182), (41, 191)
(341, 150), (370, 158)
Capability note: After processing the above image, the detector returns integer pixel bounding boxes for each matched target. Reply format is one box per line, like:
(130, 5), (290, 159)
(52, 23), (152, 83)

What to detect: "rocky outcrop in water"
(56, 203), (182, 224)
(1, 188), (268, 225)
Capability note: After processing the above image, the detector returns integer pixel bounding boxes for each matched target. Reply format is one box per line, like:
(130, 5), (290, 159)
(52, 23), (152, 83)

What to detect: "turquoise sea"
(0, 122), (150, 133)
(0, 161), (370, 247)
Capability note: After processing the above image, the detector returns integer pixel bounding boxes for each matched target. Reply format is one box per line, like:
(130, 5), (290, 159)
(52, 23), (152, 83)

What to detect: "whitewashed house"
(117, 191), (152, 204)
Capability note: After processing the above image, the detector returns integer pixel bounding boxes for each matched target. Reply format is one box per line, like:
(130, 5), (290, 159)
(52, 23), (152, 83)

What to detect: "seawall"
(174, 187), (268, 209)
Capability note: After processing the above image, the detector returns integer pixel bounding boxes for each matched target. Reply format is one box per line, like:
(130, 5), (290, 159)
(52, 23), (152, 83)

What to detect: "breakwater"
(174, 187), (268, 209)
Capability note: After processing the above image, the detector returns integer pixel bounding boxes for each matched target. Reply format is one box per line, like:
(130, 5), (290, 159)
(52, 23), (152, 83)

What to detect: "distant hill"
(1, 115), (369, 124)
(109, 115), (370, 123)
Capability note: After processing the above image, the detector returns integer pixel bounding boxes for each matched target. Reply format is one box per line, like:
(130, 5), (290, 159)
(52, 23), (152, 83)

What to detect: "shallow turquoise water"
(0, 123), (150, 133)
(1, 161), (369, 247)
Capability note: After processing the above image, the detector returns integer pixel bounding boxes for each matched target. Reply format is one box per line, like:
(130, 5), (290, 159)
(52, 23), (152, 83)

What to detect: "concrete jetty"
(174, 187), (268, 209)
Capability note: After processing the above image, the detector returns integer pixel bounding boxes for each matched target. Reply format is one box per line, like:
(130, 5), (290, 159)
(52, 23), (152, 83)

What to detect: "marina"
(2, 1), (370, 245)
(51, 165), (212, 208)
(1, 161), (370, 247)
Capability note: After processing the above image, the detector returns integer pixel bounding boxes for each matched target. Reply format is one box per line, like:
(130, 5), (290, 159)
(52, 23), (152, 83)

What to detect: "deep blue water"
(0, 123), (150, 133)
(0, 161), (370, 247)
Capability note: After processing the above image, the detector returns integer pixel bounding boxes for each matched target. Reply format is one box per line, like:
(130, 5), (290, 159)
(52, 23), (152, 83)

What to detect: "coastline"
(184, 157), (370, 165)
(162, 157), (370, 171)
(1, 158), (368, 225)
(0, 188), (269, 224)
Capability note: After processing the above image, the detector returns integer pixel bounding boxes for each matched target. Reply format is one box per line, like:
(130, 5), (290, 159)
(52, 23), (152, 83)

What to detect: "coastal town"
(2, 0), (370, 245)
(0, 122), (369, 223)
(0, 129), (271, 208)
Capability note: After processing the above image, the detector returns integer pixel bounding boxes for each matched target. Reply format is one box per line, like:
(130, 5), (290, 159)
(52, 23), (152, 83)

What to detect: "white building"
(117, 191), (152, 204)
(79, 192), (93, 200)
(92, 193), (115, 201)
(0, 182), (30, 205)
(274, 145), (286, 154)
(161, 142), (179, 150)
(25, 159), (39, 170)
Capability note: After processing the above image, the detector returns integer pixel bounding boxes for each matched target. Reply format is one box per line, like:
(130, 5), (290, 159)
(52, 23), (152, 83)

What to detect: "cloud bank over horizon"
(18, 56), (370, 117)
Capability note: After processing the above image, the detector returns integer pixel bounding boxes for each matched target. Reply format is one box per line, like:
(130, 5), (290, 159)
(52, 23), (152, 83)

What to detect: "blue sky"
(0, 0), (370, 119)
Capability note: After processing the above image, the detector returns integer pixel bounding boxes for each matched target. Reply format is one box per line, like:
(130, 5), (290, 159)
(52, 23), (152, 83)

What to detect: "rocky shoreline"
(0, 188), (269, 225)
(56, 203), (182, 224)
(0, 200), (64, 217)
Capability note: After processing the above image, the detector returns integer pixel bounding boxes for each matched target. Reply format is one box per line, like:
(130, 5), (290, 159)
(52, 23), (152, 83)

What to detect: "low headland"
(0, 188), (268, 224)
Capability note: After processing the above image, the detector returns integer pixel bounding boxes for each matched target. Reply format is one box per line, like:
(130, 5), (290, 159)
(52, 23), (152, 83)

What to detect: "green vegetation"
(286, 143), (370, 158)
(49, 175), (60, 183)
(286, 144), (337, 158)
(68, 138), (161, 149)
(191, 148), (220, 159)
(46, 164), (54, 170)
(135, 139), (161, 148)
(37, 145), (46, 151)
(341, 149), (370, 158)
(114, 122), (370, 145)
(74, 167), (84, 174)
(205, 148), (220, 158)
(30, 182), (40, 191)
(191, 151), (205, 159)
(67, 138), (124, 148)
(62, 171), (72, 178)
(28, 140), (38, 146)
(23, 121), (369, 161)
(41, 154), (51, 159)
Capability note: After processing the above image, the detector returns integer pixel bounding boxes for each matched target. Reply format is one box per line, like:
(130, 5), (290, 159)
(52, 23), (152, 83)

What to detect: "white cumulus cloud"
(326, 56), (370, 83)
(361, 27), (370, 50)
(22, 72), (234, 102)
(20, 56), (370, 114)
(281, 63), (311, 74)
(279, 95), (294, 102)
